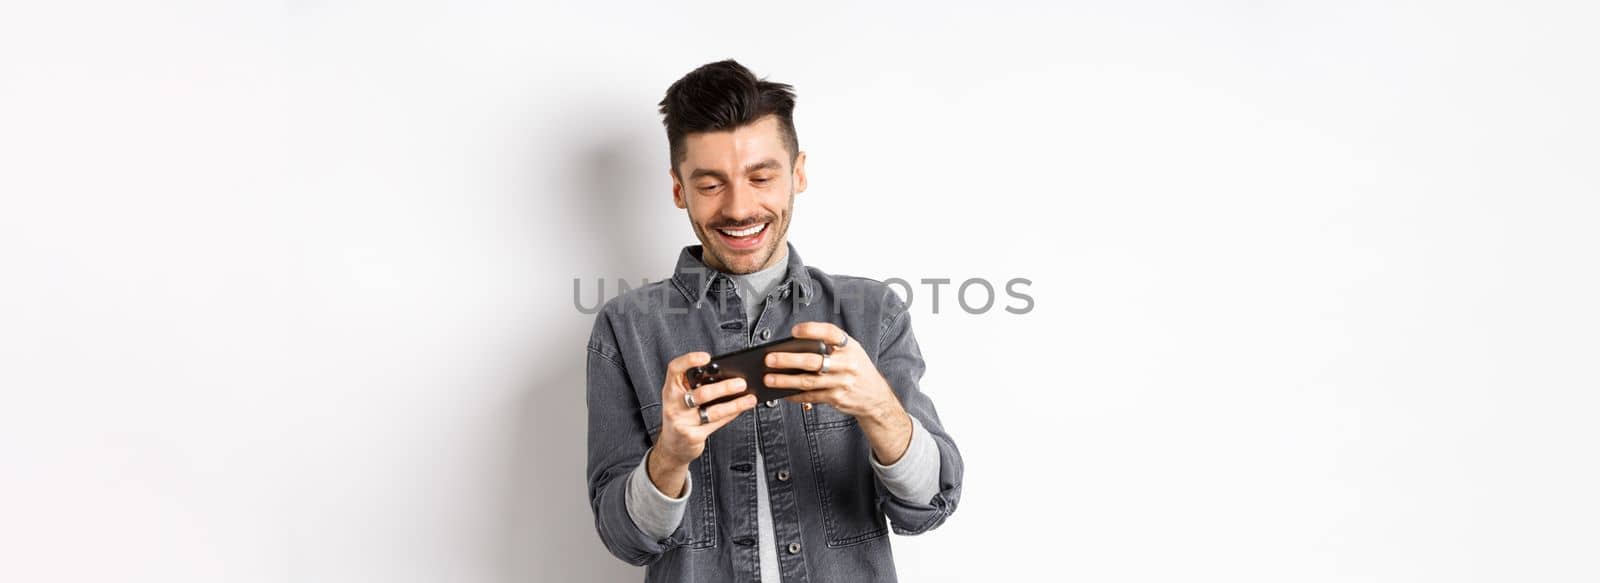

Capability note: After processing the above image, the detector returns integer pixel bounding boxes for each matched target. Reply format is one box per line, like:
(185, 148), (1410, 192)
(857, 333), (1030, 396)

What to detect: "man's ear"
(670, 168), (687, 209)
(793, 151), (808, 194)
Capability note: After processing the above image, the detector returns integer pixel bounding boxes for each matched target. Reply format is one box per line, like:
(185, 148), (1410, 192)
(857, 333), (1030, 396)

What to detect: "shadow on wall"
(499, 108), (670, 582)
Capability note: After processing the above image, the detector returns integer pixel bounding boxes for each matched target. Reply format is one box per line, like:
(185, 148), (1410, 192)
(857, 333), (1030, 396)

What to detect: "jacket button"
(776, 470), (790, 482)
(758, 328), (771, 341)
(801, 403), (813, 411)
(764, 399), (778, 408)
(787, 542), (801, 554)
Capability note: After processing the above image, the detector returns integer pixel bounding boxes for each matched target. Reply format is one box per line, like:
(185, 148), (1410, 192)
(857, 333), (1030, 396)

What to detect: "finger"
(791, 322), (844, 344)
(674, 380), (713, 412)
(764, 351), (832, 372)
(784, 388), (842, 404)
(705, 393), (757, 421)
(668, 352), (711, 383)
(693, 409), (746, 437)
(695, 394), (758, 433)
(764, 372), (833, 391)
(692, 376), (748, 403)
(666, 351), (711, 378)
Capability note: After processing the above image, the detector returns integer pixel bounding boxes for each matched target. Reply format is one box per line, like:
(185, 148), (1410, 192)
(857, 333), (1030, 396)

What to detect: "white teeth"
(718, 223), (766, 237)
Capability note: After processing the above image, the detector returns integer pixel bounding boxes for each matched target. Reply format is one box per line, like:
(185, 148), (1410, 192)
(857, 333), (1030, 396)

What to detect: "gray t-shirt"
(731, 257), (789, 327)
(731, 258), (790, 582)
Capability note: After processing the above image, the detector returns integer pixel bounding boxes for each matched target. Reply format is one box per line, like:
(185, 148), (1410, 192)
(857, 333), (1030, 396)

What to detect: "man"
(585, 59), (963, 582)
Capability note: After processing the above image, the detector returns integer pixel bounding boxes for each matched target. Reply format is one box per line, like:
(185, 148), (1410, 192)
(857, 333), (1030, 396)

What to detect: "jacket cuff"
(625, 447), (691, 540)
(867, 414), (941, 505)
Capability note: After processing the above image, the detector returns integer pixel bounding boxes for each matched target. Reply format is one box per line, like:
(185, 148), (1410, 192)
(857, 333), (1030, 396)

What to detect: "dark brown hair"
(658, 59), (799, 178)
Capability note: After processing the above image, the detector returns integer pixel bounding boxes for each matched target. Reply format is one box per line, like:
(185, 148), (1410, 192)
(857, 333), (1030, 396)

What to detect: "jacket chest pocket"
(641, 403), (720, 549)
(802, 402), (859, 431)
(803, 404), (888, 547)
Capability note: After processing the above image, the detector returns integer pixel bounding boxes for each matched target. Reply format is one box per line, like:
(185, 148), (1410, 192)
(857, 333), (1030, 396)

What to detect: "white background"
(3, 1), (1597, 581)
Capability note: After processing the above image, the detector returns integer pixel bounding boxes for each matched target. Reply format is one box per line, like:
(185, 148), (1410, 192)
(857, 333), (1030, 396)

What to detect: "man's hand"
(765, 322), (915, 465)
(648, 351), (758, 497)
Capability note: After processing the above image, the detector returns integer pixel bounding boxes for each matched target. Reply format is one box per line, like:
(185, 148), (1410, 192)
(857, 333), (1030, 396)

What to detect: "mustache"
(707, 216), (777, 230)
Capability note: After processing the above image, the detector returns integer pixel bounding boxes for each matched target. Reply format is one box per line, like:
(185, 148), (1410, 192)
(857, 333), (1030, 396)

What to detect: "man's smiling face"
(672, 114), (807, 274)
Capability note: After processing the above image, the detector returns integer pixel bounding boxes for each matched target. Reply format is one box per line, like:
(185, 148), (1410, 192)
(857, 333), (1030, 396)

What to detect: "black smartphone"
(685, 336), (833, 407)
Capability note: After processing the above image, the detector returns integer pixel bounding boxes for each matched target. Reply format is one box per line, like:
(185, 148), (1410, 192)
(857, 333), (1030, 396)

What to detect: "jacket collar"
(671, 241), (815, 307)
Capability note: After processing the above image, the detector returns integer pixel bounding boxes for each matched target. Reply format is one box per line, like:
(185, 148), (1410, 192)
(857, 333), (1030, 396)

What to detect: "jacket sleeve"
(585, 315), (684, 565)
(870, 296), (965, 535)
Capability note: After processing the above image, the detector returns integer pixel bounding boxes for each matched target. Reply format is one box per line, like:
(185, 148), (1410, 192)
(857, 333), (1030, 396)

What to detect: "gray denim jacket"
(585, 242), (964, 582)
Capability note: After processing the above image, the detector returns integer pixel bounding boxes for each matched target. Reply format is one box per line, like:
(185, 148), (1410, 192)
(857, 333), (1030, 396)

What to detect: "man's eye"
(752, 178), (770, 184)
(698, 183), (721, 191)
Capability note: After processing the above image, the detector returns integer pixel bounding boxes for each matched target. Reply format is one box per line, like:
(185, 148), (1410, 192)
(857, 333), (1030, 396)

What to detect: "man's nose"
(721, 180), (760, 221)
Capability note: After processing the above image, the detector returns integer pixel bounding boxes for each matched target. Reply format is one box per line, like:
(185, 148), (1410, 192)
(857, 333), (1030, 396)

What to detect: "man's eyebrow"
(743, 158), (782, 174)
(687, 158), (784, 181)
(688, 168), (726, 181)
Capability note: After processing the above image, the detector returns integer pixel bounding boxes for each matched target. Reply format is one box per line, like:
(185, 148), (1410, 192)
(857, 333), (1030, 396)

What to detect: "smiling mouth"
(712, 221), (771, 251)
(716, 223), (767, 238)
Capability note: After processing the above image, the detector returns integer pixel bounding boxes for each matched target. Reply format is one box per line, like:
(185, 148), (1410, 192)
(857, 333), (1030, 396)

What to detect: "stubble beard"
(694, 194), (793, 275)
